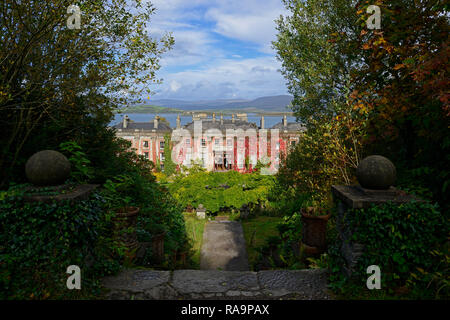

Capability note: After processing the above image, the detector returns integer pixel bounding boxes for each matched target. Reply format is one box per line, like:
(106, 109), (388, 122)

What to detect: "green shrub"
(59, 141), (94, 184)
(136, 185), (188, 268)
(329, 201), (449, 299)
(0, 188), (122, 300)
(94, 166), (189, 268)
(168, 171), (275, 214)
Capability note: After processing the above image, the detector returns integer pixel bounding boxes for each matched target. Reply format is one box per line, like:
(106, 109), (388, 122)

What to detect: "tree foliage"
(273, 0), (449, 208)
(276, 100), (366, 205)
(350, 0), (450, 206)
(0, 0), (173, 186)
(273, 0), (361, 124)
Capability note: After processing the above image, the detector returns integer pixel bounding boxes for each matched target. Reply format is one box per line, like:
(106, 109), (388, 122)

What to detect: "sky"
(146, 0), (291, 101)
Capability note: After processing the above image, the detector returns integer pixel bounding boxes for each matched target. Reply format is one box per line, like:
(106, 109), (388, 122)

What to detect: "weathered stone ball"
(356, 155), (396, 190)
(25, 150), (71, 186)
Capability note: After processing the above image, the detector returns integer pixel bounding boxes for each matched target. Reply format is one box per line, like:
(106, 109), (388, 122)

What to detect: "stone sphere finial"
(25, 150), (71, 186)
(356, 155), (396, 190)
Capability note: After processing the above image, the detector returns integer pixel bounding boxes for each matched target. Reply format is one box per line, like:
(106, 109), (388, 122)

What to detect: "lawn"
(241, 216), (283, 270)
(183, 212), (206, 268)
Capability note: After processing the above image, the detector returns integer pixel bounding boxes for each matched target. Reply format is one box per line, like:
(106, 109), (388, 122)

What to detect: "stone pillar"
(331, 155), (425, 277)
(260, 116), (265, 129)
(176, 114), (181, 129)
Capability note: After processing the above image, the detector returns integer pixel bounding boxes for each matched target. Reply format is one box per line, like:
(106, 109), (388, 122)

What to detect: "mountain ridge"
(144, 95), (293, 112)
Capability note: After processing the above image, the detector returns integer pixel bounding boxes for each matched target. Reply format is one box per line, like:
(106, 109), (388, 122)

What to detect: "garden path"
(200, 218), (250, 271)
(102, 217), (332, 300)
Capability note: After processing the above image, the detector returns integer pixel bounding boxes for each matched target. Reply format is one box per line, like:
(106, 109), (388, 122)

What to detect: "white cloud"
(169, 80), (181, 92)
(143, 0), (290, 100)
(159, 29), (222, 68)
(154, 56), (288, 100)
(206, 10), (279, 47)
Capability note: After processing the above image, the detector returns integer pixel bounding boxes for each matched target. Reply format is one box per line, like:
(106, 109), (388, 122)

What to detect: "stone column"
(331, 155), (425, 277)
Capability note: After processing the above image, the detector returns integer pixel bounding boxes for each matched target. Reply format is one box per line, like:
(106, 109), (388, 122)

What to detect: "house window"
(290, 140), (296, 147)
(160, 153), (165, 161)
(276, 142), (280, 150)
(215, 139), (220, 145)
(144, 152), (149, 159)
(186, 139), (190, 146)
(160, 141), (165, 149)
(201, 138), (206, 147)
(227, 139), (232, 146)
(160, 164), (164, 171)
(143, 141), (149, 148)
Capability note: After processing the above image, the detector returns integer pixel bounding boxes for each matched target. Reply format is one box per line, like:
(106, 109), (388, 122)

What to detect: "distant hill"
(220, 95), (293, 111)
(119, 104), (182, 114)
(147, 95), (293, 113)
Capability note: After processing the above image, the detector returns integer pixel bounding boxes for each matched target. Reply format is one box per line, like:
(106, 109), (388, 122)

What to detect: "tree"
(351, 1), (449, 206)
(0, 0), (174, 186)
(274, 0), (450, 208)
(273, 0), (361, 125)
(277, 100), (365, 204)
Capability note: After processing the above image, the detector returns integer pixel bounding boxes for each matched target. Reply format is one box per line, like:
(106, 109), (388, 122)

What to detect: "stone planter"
(113, 207), (140, 258)
(151, 232), (166, 263)
(301, 208), (331, 254)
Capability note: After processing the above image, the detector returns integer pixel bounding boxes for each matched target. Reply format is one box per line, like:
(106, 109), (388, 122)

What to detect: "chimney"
(232, 114), (235, 124)
(123, 115), (129, 129)
(283, 114), (287, 127)
(176, 114), (181, 129)
(154, 115), (159, 129)
(237, 113), (248, 122)
(212, 113), (216, 123)
(260, 116), (265, 129)
(220, 114), (224, 125)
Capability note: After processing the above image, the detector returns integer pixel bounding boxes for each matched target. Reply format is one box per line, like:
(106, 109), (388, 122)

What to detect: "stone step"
(102, 269), (332, 300)
(215, 216), (230, 222)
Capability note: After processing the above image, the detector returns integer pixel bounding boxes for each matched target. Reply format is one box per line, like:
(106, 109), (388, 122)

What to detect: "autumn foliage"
(275, 0), (449, 208)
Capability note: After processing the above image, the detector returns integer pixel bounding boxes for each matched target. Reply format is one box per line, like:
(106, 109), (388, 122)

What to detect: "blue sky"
(146, 0), (290, 101)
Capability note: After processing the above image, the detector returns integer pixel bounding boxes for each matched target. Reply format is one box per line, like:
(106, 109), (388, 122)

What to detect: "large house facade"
(112, 113), (304, 174)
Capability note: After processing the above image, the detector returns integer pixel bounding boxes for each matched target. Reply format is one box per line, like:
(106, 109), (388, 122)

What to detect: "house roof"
(182, 119), (259, 133)
(271, 122), (306, 132)
(112, 120), (172, 132)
